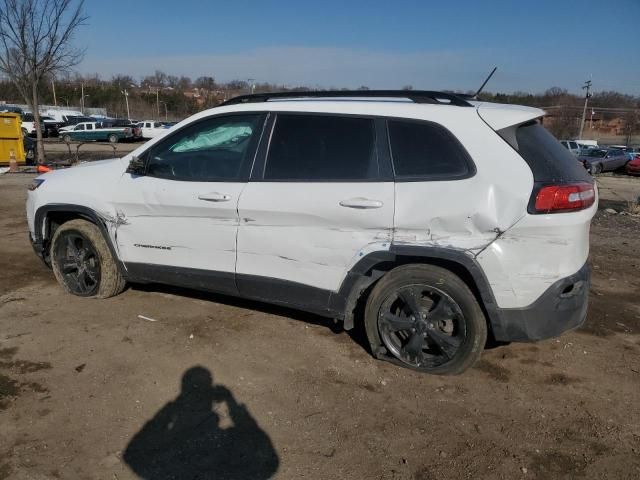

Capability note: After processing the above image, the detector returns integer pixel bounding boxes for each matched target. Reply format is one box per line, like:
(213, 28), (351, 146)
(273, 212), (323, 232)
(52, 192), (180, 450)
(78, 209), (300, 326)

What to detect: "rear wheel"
(364, 264), (487, 375)
(591, 163), (602, 175)
(108, 134), (118, 143)
(50, 219), (126, 298)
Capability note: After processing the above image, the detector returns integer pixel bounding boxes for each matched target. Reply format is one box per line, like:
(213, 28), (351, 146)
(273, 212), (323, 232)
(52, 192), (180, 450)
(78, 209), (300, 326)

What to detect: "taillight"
(533, 182), (595, 214)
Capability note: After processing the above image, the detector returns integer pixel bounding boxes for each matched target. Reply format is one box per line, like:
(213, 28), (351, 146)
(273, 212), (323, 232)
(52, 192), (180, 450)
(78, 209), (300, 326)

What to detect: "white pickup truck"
(137, 120), (168, 139)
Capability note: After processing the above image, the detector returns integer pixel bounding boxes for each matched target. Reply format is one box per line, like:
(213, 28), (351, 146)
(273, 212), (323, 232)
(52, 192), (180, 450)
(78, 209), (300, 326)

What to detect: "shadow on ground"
(123, 366), (279, 480)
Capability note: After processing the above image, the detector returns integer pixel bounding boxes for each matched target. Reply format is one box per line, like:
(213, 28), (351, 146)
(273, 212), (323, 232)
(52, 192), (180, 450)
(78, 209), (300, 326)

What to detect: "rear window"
(569, 141), (578, 149)
(500, 122), (592, 183)
(388, 120), (473, 180)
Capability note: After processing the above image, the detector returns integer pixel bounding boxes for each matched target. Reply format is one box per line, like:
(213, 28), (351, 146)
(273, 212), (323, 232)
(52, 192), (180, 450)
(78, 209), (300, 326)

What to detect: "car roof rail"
(220, 90), (473, 107)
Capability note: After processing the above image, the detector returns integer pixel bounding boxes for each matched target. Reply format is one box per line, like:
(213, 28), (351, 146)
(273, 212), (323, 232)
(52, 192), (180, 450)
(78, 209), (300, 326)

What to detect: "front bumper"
(30, 232), (50, 267)
(491, 263), (590, 342)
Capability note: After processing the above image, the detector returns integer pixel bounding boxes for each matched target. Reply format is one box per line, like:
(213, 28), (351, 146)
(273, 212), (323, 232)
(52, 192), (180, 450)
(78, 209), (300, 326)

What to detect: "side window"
(146, 114), (265, 182)
(263, 114), (378, 181)
(388, 120), (473, 180)
(75, 124), (84, 131)
(87, 124), (93, 130)
(569, 141), (578, 149)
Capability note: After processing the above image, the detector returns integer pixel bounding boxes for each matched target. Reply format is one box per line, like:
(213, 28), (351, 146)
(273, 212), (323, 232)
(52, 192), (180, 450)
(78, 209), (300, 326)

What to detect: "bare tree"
(622, 110), (639, 146)
(547, 105), (580, 139)
(0, 0), (87, 162)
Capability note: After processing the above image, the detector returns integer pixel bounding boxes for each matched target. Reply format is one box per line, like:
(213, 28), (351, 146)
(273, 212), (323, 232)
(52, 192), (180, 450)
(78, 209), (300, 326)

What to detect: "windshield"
(582, 150), (607, 158)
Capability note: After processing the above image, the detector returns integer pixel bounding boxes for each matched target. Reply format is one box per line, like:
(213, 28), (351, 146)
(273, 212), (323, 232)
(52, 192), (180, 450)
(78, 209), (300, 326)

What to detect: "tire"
(50, 219), (126, 299)
(364, 264), (487, 375)
(108, 134), (118, 143)
(25, 149), (35, 166)
(591, 163), (602, 175)
(63, 134), (72, 143)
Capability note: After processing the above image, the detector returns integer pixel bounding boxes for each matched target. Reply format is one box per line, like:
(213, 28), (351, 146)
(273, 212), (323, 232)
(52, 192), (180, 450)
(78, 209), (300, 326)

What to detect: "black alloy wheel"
(378, 284), (465, 368)
(53, 230), (101, 296)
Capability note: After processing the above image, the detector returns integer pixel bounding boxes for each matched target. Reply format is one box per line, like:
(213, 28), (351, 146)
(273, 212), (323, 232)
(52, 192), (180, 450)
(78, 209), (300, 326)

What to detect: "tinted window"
(146, 114), (264, 181)
(388, 120), (472, 179)
(569, 142), (578, 149)
(264, 114), (377, 181)
(509, 122), (591, 183)
(582, 149), (606, 158)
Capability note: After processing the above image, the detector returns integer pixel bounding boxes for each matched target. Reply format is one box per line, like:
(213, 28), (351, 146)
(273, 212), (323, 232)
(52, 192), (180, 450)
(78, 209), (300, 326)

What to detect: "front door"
(236, 113), (394, 309)
(113, 113), (266, 293)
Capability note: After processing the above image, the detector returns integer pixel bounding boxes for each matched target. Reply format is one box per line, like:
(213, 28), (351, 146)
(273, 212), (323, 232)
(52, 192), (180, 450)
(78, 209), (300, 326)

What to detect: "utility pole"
(578, 80), (592, 140)
(122, 89), (130, 119)
(156, 87), (160, 120)
(80, 82), (85, 113)
(52, 79), (57, 106)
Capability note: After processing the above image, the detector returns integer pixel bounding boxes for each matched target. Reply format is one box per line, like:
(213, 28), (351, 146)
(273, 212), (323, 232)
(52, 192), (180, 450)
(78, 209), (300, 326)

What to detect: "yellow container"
(0, 112), (26, 166)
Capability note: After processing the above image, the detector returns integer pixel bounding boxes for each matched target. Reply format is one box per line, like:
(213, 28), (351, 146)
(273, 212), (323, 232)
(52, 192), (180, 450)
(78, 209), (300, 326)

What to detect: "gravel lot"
(1, 159), (639, 479)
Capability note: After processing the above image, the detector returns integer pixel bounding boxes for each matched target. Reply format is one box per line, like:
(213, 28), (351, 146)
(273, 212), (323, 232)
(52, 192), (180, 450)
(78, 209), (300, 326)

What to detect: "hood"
(37, 157), (125, 181)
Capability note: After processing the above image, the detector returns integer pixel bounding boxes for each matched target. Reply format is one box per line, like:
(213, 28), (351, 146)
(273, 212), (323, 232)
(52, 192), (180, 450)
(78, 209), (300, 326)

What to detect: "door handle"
(339, 197), (383, 209)
(198, 192), (231, 202)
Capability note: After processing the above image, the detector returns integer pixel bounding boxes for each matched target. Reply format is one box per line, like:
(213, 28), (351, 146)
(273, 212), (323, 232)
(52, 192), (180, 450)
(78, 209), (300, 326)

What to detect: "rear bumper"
(490, 262), (590, 342)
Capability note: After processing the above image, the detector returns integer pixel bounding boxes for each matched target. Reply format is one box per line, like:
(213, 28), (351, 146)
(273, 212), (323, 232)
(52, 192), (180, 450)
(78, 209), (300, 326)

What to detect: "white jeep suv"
(26, 90), (597, 375)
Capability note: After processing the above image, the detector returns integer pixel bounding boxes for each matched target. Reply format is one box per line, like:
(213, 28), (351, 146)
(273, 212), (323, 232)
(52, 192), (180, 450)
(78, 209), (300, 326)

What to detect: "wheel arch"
(334, 245), (501, 338)
(34, 204), (124, 274)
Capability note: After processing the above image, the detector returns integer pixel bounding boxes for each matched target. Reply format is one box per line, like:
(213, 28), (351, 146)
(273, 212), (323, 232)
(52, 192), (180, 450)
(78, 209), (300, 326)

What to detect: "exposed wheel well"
(344, 254), (497, 341)
(39, 210), (102, 265)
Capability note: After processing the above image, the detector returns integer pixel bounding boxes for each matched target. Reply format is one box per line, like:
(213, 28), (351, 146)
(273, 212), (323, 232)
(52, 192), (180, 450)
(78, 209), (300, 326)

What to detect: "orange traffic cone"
(8, 150), (17, 172)
(36, 164), (52, 173)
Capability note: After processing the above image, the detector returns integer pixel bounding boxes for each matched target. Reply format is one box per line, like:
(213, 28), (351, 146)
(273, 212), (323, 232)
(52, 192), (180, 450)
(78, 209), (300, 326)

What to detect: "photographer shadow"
(123, 366), (279, 480)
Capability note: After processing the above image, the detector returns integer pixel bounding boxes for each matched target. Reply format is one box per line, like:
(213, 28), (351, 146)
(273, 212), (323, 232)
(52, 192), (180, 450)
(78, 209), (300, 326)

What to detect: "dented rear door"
(236, 113), (394, 301)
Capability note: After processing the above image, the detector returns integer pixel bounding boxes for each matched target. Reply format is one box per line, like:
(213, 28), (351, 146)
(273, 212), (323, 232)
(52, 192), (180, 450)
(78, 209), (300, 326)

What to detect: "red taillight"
(534, 182), (595, 213)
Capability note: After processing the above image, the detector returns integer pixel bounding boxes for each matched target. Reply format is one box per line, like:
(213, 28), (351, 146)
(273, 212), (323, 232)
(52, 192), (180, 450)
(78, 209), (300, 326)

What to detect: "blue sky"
(79, 0), (640, 94)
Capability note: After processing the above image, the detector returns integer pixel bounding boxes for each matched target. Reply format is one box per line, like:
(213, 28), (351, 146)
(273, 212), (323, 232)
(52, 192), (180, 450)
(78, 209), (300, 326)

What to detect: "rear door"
(236, 113), (394, 309)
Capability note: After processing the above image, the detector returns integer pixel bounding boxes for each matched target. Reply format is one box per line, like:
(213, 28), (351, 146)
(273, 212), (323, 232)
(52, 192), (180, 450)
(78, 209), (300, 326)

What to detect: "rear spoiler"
(475, 102), (545, 131)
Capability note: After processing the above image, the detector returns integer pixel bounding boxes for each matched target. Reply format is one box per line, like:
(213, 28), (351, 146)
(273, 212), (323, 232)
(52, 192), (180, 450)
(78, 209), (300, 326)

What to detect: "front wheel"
(50, 219), (126, 298)
(63, 134), (72, 143)
(364, 264), (487, 375)
(591, 163), (602, 175)
(108, 134), (118, 143)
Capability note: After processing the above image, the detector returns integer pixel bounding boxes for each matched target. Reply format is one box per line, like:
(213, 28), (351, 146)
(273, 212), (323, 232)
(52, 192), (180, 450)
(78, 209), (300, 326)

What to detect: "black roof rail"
(220, 90), (473, 107)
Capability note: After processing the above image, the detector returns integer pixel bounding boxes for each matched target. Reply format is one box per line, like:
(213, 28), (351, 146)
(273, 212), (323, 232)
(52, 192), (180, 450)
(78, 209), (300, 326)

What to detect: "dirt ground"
(1, 166), (639, 479)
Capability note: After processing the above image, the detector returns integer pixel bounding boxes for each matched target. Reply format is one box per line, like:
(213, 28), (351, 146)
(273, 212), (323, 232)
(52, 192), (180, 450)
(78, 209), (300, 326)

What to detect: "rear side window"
(388, 120), (473, 180)
(264, 114), (377, 181)
(569, 141), (578, 149)
(505, 122), (592, 183)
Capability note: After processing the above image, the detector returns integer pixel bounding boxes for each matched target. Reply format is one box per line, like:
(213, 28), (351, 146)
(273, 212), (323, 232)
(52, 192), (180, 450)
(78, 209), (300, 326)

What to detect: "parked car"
(20, 113), (44, 137)
(620, 147), (640, 161)
(26, 90), (596, 375)
(578, 148), (628, 174)
(23, 134), (36, 165)
(625, 153), (640, 175)
(137, 120), (168, 139)
(59, 121), (134, 143)
(560, 140), (581, 156)
(102, 119), (142, 140)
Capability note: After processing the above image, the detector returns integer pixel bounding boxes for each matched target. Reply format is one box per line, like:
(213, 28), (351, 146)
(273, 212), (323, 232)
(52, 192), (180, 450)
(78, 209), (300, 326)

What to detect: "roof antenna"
(472, 67), (497, 99)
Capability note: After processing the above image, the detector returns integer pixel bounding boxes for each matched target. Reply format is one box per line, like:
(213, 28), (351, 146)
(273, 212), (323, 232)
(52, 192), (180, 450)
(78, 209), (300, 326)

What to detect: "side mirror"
(126, 155), (146, 176)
